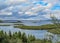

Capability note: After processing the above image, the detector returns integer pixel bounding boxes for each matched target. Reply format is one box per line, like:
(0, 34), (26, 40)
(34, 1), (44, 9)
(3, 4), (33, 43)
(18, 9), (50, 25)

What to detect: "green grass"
(0, 25), (10, 26)
(14, 24), (57, 30)
(14, 24), (60, 34)
(48, 28), (60, 34)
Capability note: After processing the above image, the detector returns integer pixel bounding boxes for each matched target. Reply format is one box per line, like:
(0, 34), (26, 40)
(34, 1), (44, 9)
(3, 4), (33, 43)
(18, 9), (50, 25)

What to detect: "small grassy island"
(14, 24), (57, 30)
(14, 24), (60, 34)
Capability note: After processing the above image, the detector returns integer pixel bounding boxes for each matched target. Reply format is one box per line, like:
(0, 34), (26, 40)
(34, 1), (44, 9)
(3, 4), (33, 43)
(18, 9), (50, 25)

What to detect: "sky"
(0, 0), (60, 20)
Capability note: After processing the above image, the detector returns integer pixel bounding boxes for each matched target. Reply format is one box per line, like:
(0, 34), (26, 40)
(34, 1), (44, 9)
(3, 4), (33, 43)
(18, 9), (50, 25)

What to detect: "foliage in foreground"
(0, 30), (36, 43)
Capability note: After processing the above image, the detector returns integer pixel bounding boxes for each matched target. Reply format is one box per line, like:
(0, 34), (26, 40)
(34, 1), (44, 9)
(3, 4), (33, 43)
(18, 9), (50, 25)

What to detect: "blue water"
(22, 20), (52, 26)
(0, 20), (52, 39)
(0, 26), (47, 39)
(0, 20), (60, 43)
(0, 25), (59, 43)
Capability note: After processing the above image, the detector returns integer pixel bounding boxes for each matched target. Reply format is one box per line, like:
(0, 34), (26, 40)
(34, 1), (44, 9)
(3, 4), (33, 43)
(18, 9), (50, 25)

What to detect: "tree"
(27, 35), (36, 43)
(9, 31), (12, 39)
(17, 31), (21, 38)
(21, 33), (27, 43)
(50, 14), (60, 28)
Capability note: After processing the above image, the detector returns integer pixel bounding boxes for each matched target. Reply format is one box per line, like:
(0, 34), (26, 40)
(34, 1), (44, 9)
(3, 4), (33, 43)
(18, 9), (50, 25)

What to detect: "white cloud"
(5, 0), (28, 4)
(0, 0), (60, 20)
(43, 14), (50, 19)
(52, 10), (60, 19)
(4, 0), (30, 6)
(44, 0), (59, 4)
(0, 6), (14, 12)
(25, 11), (37, 16)
(42, 10), (60, 19)
(18, 12), (23, 14)
(24, 4), (45, 15)
(8, 0), (27, 2)
(45, 3), (52, 9)
(0, 12), (12, 15)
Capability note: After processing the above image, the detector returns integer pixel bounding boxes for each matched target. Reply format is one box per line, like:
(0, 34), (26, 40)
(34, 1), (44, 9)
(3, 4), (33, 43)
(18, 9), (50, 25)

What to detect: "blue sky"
(0, 0), (60, 20)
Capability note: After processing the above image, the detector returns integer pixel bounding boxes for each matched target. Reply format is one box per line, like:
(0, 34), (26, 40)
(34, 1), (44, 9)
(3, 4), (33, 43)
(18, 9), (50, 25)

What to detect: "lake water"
(21, 20), (52, 26)
(0, 25), (59, 43)
(0, 26), (47, 39)
(0, 20), (60, 43)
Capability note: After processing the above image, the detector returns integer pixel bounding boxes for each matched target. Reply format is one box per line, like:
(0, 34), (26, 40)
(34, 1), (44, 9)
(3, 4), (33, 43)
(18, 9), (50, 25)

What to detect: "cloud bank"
(0, 0), (60, 20)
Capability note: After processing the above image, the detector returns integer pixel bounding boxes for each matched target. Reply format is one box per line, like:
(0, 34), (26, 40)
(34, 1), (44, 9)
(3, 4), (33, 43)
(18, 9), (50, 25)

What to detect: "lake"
(0, 20), (60, 43)
(0, 26), (47, 39)
(21, 20), (52, 26)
